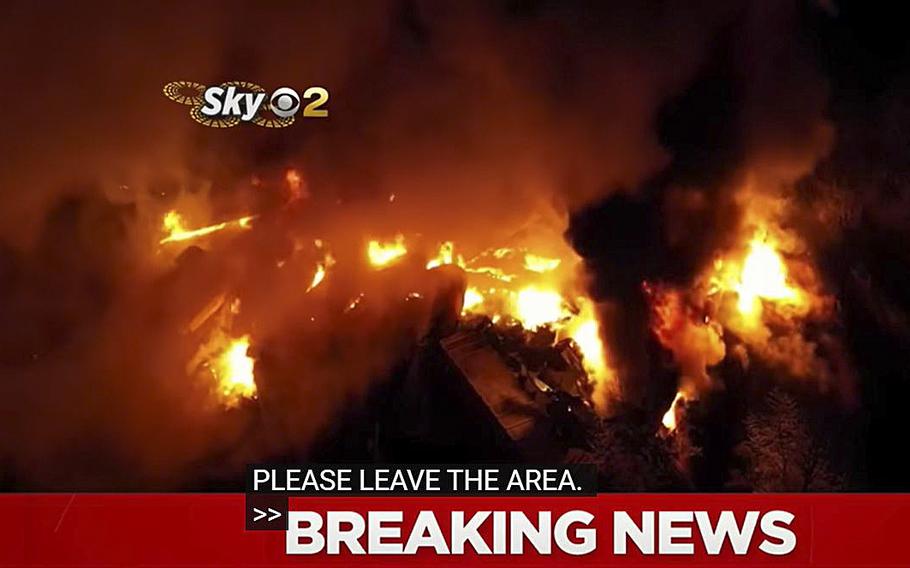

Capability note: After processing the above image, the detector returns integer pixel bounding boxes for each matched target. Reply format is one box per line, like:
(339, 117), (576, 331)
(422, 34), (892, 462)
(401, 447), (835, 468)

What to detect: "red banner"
(0, 494), (904, 566)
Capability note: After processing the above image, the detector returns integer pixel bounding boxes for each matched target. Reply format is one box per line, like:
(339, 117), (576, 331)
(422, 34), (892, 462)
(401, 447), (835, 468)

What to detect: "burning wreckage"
(397, 304), (602, 465)
(133, 170), (845, 494)
(2, 0), (901, 495)
(163, 211), (613, 484)
(0, 162), (854, 494)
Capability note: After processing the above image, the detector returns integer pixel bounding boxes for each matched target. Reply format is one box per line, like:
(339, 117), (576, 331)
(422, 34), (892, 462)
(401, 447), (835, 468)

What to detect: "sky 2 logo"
(163, 81), (329, 128)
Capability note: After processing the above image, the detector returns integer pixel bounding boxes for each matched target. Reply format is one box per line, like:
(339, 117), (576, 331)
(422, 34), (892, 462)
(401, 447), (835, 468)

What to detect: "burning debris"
(3, 0), (895, 492)
(367, 234), (408, 268)
(208, 333), (256, 404)
(661, 392), (686, 432)
(0, 171), (851, 490)
(159, 210), (255, 245)
(306, 244), (336, 293)
(732, 235), (804, 318)
(648, 204), (841, 430)
(434, 316), (599, 462)
(183, 292), (258, 407)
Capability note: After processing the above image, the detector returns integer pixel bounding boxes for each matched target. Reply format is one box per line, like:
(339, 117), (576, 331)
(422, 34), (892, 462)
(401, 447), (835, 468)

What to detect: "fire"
(159, 217), (613, 412)
(735, 236), (801, 318)
(463, 266), (516, 282)
(702, 227), (813, 333)
(431, 237), (614, 411)
(647, 213), (832, 432)
(426, 241), (465, 270)
(662, 391), (685, 432)
(161, 210), (187, 236)
(523, 253), (561, 273)
(462, 286), (484, 312)
(307, 250), (335, 293)
(367, 234), (408, 267)
(211, 335), (256, 405)
(308, 264), (327, 292)
(159, 210), (255, 244)
(515, 286), (567, 329)
(647, 284), (725, 394)
(565, 297), (614, 410)
(185, 296), (257, 407)
(569, 316), (607, 378)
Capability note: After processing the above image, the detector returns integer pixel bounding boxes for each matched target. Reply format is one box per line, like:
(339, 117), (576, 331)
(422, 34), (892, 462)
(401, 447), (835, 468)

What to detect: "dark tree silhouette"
(732, 389), (843, 491)
(592, 411), (691, 491)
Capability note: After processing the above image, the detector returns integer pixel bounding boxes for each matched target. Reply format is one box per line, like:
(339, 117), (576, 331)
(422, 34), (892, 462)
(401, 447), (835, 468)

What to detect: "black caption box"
(246, 464), (597, 497)
(245, 494), (289, 531)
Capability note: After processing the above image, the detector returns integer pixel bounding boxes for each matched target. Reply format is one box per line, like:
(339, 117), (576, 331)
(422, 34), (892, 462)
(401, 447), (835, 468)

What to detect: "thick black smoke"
(568, 0), (834, 410)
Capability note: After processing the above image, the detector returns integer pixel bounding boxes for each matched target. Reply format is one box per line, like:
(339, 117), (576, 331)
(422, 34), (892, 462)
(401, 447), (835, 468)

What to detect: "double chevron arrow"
(251, 507), (282, 522)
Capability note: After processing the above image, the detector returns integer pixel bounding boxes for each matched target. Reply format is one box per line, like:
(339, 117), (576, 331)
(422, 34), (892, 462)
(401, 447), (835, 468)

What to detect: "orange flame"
(426, 241), (466, 270)
(523, 253), (561, 273)
(367, 234), (408, 267)
(734, 235), (802, 319)
(648, 213), (831, 431)
(307, 250), (336, 293)
(515, 286), (568, 329)
(307, 264), (328, 292)
(662, 391), (685, 432)
(462, 286), (485, 312)
(444, 240), (614, 411)
(568, 309), (609, 380)
(159, 210), (255, 244)
(210, 335), (256, 406)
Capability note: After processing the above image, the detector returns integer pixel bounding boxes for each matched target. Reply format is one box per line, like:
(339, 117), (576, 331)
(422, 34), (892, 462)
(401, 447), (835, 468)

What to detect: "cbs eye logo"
(163, 81), (329, 128)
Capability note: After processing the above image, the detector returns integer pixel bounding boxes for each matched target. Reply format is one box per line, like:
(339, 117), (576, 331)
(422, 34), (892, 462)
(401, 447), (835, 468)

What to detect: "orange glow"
(645, 212), (830, 431)
(703, 227), (812, 330)
(462, 286), (484, 312)
(367, 231), (614, 412)
(515, 286), (566, 329)
(161, 210), (187, 236)
(570, 317), (606, 378)
(523, 253), (561, 273)
(735, 236), (801, 319)
(367, 234), (408, 267)
(159, 210), (255, 244)
(285, 168), (302, 190)
(436, 237), (614, 410)
(345, 293), (365, 312)
(648, 284), (725, 395)
(426, 241), (465, 269)
(307, 251), (335, 293)
(565, 298), (613, 410)
(307, 264), (327, 292)
(211, 335), (256, 406)
(662, 391), (685, 432)
(464, 266), (516, 282)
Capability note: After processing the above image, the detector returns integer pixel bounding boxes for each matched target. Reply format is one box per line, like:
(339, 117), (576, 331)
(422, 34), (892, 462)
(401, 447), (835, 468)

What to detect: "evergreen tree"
(735, 389), (843, 491)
